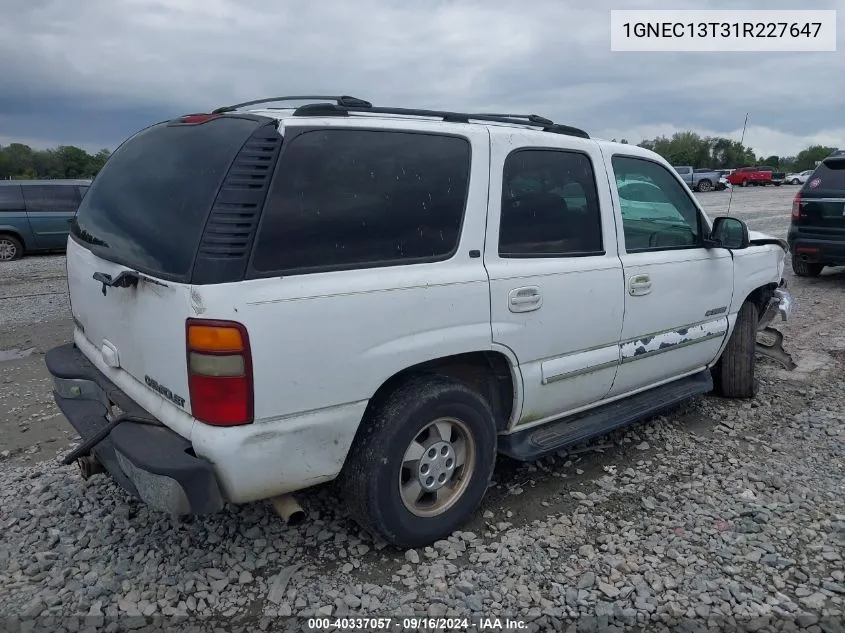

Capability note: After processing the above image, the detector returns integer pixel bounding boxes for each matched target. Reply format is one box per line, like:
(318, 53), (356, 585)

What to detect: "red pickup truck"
(728, 166), (785, 187)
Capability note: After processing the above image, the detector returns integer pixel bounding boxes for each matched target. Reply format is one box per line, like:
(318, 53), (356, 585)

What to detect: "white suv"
(46, 96), (794, 547)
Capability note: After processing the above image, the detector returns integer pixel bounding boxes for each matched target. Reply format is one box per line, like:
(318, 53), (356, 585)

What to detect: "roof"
(0, 179), (92, 186)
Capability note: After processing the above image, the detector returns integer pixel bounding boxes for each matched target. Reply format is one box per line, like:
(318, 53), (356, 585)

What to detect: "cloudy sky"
(1, 0), (842, 157)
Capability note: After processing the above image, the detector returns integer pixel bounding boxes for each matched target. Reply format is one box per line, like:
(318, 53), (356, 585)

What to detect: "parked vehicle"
(758, 166), (786, 186)
(673, 166), (721, 192)
(785, 170), (814, 185)
(0, 179), (91, 261)
(728, 166), (771, 187)
(45, 97), (793, 547)
(694, 168), (731, 190)
(788, 153), (845, 276)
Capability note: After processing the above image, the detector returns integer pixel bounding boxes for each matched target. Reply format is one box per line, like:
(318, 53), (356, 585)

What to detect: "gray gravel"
(1, 186), (844, 632)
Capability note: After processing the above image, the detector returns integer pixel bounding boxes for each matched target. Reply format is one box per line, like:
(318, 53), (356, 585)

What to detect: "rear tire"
(338, 375), (497, 548)
(0, 234), (23, 261)
(741, 180), (749, 187)
(712, 301), (757, 399)
(696, 179), (713, 192)
(791, 258), (824, 277)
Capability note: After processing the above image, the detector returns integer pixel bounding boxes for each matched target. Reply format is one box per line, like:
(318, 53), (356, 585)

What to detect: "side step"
(498, 370), (713, 461)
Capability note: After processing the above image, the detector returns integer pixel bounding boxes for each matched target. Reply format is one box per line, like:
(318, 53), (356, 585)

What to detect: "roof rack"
(469, 113), (555, 126)
(290, 103), (589, 139)
(211, 95), (372, 114)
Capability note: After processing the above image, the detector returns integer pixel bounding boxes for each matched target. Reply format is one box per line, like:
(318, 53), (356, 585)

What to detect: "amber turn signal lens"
(187, 325), (243, 352)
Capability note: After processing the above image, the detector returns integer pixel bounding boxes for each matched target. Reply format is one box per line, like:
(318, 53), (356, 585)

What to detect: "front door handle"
(508, 286), (542, 312)
(628, 274), (652, 296)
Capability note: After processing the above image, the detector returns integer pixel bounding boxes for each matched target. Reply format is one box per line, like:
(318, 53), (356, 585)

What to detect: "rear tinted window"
(71, 117), (260, 280)
(0, 185), (24, 211)
(22, 185), (81, 212)
(251, 129), (471, 274)
(806, 159), (845, 190)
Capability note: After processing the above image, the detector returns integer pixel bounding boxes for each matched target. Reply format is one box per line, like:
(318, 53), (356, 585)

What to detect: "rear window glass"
(71, 117), (259, 280)
(807, 159), (845, 190)
(251, 129), (471, 274)
(0, 185), (24, 211)
(22, 185), (81, 212)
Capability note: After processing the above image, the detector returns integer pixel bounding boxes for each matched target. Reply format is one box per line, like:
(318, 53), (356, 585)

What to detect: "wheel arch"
(362, 350), (521, 434)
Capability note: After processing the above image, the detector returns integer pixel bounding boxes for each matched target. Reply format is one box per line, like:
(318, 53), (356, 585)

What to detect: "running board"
(498, 370), (713, 461)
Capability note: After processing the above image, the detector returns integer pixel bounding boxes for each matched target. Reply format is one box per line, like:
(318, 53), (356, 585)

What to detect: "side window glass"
(499, 149), (603, 257)
(22, 186), (81, 212)
(611, 156), (702, 252)
(252, 129), (471, 274)
(0, 185), (25, 211)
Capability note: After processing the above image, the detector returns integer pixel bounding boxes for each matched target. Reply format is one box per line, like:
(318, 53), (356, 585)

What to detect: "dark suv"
(788, 152), (845, 276)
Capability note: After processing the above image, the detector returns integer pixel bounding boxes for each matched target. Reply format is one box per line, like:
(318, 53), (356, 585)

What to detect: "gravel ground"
(1, 185), (844, 632)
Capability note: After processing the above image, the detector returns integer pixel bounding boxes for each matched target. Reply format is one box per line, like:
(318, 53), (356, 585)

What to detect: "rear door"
(67, 114), (276, 436)
(485, 136), (624, 427)
(22, 184), (81, 249)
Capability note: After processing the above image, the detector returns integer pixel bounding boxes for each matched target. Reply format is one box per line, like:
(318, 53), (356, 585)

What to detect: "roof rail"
(290, 103), (590, 139)
(469, 113), (554, 126)
(212, 95), (372, 114)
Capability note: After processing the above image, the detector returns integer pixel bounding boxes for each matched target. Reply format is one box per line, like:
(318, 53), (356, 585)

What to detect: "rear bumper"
(45, 343), (224, 515)
(787, 229), (845, 265)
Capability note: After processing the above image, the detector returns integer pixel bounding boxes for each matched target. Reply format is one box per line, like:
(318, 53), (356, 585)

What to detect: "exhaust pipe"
(76, 455), (105, 480)
(269, 494), (306, 526)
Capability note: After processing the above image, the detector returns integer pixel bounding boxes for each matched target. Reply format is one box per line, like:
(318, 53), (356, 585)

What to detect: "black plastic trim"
(191, 119), (283, 284)
(499, 370), (713, 460)
(45, 344), (224, 514)
(291, 104), (590, 139)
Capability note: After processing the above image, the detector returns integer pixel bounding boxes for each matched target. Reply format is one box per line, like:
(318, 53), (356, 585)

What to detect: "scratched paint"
(190, 288), (206, 315)
(621, 320), (727, 361)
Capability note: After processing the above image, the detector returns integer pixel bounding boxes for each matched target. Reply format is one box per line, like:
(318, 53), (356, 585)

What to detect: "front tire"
(712, 301), (757, 399)
(792, 258), (824, 277)
(339, 375), (497, 548)
(790, 179), (799, 185)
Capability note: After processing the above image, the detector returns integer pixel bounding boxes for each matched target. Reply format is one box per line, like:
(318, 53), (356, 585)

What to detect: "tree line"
(1, 132), (839, 180)
(0, 144), (111, 180)
(613, 131), (838, 172)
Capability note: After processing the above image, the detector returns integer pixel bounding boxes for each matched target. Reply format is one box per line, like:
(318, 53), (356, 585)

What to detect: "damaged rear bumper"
(45, 343), (224, 515)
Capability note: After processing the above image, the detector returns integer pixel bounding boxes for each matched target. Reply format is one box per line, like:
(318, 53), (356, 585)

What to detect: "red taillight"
(178, 113), (220, 125)
(186, 319), (253, 426)
(792, 192), (801, 220)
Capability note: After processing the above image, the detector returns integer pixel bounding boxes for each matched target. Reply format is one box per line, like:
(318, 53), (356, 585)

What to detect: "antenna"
(725, 112), (749, 217)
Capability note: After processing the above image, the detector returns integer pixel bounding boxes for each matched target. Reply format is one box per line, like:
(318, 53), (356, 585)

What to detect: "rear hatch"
(794, 157), (845, 232)
(67, 113), (280, 433)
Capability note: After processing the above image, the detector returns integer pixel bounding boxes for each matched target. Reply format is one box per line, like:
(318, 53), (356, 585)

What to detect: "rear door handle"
(508, 286), (542, 312)
(628, 274), (652, 296)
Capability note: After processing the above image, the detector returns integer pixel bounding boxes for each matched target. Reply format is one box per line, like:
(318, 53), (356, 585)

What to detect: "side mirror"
(708, 216), (750, 250)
